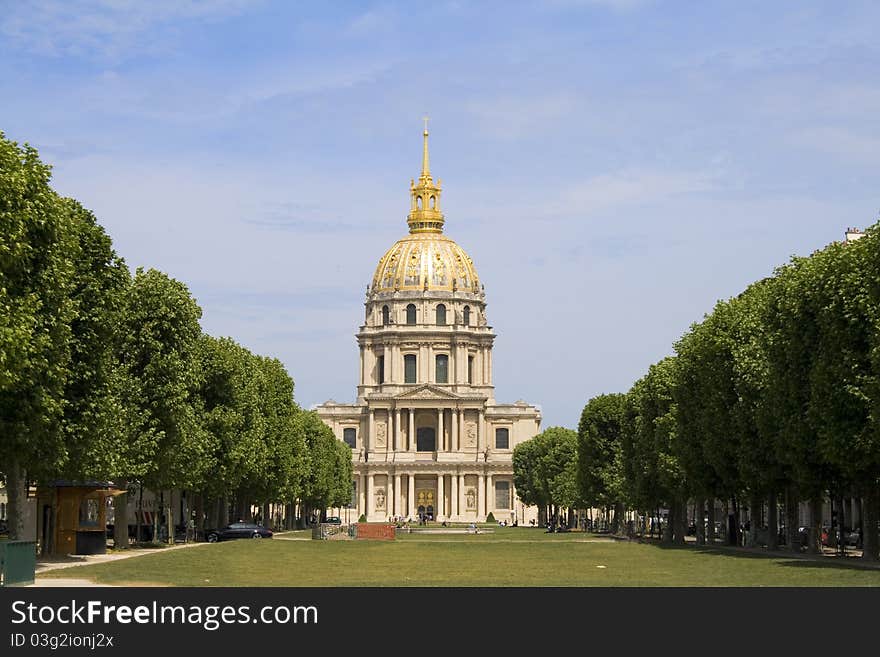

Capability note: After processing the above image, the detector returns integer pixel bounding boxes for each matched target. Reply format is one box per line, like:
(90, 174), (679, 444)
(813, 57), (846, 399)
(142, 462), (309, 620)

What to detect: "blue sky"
(2, 1), (878, 428)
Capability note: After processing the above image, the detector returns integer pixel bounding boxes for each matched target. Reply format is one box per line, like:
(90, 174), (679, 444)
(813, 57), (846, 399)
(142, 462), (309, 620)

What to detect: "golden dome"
(371, 232), (480, 294)
(371, 123), (481, 296)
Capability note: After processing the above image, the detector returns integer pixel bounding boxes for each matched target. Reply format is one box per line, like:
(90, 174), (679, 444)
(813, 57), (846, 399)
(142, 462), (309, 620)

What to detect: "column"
(408, 474), (416, 519)
(478, 474), (486, 520)
(438, 408), (445, 452)
(487, 349), (493, 385)
(368, 408), (375, 454)
(367, 473), (375, 519)
(387, 475), (394, 519)
(512, 481), (518, 521)
(451, 474), (459, 519)
(390, 344), (397, 382)
(451, 408), (459, 452)
(427, 344), (434, 383)
(359, 473), (366, 516)
(437, 474), (445, 521)
(395, 408), (401, 452)
(409, 408), (415, 452)
(487, 474), (494, 517)
(394, 473), (402, 519)
(420, 344), (428, 383)
(477, 410), (484, 452)
(359, 346), (365, 385)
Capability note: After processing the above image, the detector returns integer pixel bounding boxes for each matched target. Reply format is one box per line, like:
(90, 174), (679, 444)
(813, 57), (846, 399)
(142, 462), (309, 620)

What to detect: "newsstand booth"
(36, 482), (122, 555)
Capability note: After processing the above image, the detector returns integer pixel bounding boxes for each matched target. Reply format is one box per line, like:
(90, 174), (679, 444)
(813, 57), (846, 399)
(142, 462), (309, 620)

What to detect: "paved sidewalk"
(28, 542), (212, 587)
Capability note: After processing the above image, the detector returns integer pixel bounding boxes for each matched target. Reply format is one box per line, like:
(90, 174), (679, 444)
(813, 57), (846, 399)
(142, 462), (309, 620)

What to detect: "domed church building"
(317, 125), (541, 524)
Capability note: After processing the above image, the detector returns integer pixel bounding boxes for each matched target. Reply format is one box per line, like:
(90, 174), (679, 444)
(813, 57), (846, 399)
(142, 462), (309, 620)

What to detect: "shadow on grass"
(646, 540), (880, 572)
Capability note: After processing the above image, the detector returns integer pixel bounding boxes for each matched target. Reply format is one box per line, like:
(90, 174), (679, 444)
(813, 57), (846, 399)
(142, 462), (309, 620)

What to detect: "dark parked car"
(323, 516), (342, 525)
(205, 522), (273, 543)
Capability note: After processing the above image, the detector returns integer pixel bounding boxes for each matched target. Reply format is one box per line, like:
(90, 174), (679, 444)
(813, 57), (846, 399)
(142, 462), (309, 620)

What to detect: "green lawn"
(38, 528), (880, 586)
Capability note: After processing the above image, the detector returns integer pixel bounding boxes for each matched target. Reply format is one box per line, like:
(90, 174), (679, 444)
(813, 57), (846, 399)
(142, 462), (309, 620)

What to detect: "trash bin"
(0, 540), (37, 587)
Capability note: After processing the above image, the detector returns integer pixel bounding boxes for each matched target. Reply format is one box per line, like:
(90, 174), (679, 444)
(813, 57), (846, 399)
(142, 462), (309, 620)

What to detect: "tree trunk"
(785, 487), (799, 552)
(807, 497), (822, 554)
(706, 499), (715, 543)
(114, 481), (129, 550)
(662, 505), (673, 544)
(729, 497), (739, 546)
(862, 488), (879, 562)
(195, 494), (204, 541)
(674, 500), (687, 544)
(695, 498), (706, 545)
(152, 491), (162, 545)
(166, 491), (174, 545)
(6, 458), (27, 541)
(262, 502), (271, 528)
(767, 491), (778, 551)
(749, 494), (761, 547)
(135, 486), (143, 543)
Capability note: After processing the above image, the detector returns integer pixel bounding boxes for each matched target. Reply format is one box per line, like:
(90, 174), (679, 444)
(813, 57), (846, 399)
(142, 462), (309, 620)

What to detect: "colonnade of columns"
(363, 405), (486, 452)
(356, 471), (514, 522)
(359, 340), (493, 387)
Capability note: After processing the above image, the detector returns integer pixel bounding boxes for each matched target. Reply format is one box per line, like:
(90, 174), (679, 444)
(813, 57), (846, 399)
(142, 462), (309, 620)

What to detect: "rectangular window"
(495, 427), (509, 450)
(78, 498), (100, 527)
(377, 355), (385, 384)
(435, 354), (448, 383)
(350, 481), (357, 508)
(343, 427), (357, 449)
(468, 355), (474, 384)
(495, 481), (511, 510)
(405, 354), (417, 384)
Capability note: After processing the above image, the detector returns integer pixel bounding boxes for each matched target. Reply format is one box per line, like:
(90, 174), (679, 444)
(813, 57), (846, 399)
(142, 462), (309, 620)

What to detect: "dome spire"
(421, 116), (431, 181)
(408, 119), (444, 234)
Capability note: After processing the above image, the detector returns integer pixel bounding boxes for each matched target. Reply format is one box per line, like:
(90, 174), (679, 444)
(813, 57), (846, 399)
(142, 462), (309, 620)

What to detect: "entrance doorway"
(416, 489), (435, 521)
(416, 427), (436, 451)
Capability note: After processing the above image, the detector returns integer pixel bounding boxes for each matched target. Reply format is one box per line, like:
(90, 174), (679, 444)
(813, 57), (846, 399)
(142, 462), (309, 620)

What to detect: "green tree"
(0, 133), (78, 539)
(115, 268), (209, 539)
(627, 358), (687, 543)
(513, 427), (578, 526)
(577, 393), (628, 532)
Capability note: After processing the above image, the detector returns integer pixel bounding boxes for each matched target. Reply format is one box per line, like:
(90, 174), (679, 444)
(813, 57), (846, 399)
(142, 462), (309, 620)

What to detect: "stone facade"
(316, 126), (541, 524)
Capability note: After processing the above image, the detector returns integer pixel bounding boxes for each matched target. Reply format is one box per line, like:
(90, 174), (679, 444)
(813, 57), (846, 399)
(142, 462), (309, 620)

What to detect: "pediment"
(394, 385), (461, 400)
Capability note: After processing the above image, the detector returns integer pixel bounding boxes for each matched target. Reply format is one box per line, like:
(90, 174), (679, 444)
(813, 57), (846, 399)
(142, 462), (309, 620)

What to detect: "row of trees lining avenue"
(573, 223), (880, 561)
(0, 132), (353, 543)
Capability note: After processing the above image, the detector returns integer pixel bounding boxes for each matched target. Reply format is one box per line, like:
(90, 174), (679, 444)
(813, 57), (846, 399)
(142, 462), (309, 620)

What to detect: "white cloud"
(561, 168), (721, 213)
(788, 125), (880, 164)
(0, 0), (257, 60)
(465, 93), (578, 138)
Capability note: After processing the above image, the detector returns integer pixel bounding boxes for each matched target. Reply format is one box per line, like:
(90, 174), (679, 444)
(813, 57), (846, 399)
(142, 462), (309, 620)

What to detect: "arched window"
(404, 354), (417, 383)
(406, 303), (417, 325)
(416, 196), (422, 209)
(377, 356), (385, 384)
(429, 195), (436, 209)
(435, 354), (449, 383)
(436, 303), (446, 325)
(463, 305), (471, 326)
(382, 305), (390, 325)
